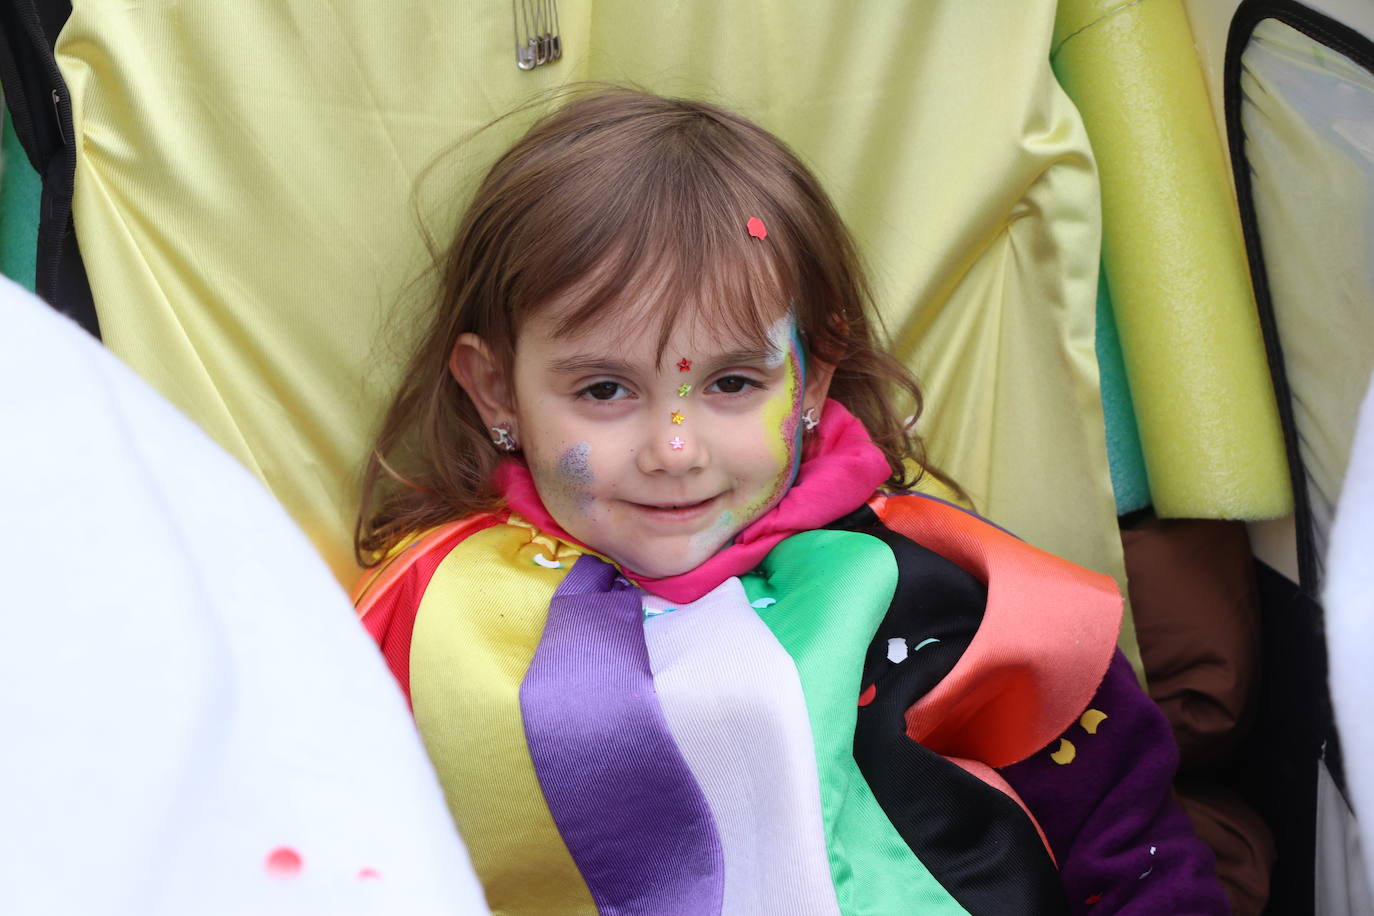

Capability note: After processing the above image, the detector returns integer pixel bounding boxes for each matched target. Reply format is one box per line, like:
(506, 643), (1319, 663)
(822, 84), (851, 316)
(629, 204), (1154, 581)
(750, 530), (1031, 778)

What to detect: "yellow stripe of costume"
(409, 519), (596, 914)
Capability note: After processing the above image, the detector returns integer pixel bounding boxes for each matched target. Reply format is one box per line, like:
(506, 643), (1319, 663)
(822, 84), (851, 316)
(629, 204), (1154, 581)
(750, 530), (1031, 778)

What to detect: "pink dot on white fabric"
(358, 867), (382, 881)
(265, 846), (303, 878)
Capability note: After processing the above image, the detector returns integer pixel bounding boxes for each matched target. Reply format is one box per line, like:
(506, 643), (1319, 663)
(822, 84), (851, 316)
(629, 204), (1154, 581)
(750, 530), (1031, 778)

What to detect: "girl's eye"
(579, 381), (629, 401)
(709, 375), (764, 395)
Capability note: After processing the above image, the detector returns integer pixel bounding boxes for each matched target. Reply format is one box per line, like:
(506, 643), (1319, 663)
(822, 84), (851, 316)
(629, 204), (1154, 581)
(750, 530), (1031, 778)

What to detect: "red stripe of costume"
(353, 515), (501, 706)
(869, 493), (1122, 768)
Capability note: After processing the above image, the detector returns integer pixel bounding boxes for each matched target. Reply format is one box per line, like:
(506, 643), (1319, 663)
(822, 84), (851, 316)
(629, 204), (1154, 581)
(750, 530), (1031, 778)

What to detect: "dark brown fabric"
(1122, 518), (1261, 770)
(1176, 781), (1276, 916)
(1123, 517), (1272, 913)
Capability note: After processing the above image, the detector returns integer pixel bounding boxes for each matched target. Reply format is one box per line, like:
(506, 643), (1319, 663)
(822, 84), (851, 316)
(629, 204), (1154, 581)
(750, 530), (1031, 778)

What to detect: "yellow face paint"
(738, 315), (805, 520)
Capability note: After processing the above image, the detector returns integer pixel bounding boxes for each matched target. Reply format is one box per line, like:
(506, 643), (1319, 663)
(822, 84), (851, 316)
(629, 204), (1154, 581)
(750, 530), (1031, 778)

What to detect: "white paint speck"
(763, 315), (794, 368)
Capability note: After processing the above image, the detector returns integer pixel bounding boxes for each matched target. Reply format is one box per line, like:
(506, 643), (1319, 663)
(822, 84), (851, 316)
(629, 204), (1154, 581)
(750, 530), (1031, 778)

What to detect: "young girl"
(354, 87), (1226, 915)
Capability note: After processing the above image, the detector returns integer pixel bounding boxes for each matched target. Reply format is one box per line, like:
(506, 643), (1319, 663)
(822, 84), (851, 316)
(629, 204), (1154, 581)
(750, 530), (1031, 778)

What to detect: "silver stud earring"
(802, 407), (820, 433)
(490, 423), (518, 453)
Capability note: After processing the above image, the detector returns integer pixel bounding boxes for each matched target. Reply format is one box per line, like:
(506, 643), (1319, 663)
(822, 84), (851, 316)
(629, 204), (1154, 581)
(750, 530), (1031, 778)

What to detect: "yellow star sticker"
(670, 411), (685, 425)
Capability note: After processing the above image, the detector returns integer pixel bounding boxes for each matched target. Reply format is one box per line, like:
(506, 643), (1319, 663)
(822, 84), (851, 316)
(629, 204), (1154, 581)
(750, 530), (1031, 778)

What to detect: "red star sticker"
(677, 358), (691, 372)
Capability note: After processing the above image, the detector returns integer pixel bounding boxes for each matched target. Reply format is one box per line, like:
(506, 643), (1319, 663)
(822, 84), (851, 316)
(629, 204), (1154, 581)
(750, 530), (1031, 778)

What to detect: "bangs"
(498, 95), (804, 362)
(555, 207), (796, 361)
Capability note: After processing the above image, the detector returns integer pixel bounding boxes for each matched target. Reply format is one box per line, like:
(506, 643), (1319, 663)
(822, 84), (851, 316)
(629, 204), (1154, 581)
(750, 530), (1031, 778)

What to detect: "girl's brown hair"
(356, 86), (957, 564)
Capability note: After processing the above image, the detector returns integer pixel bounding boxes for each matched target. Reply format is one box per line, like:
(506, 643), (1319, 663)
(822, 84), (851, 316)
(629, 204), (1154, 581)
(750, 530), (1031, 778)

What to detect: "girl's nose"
(636, 417), (707, 476)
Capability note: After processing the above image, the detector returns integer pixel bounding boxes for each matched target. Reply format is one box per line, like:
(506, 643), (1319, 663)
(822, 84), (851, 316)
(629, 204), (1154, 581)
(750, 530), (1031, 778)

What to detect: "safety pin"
(514, 0), (535, 69)
(547, 0), (562, 60)
(513, 0), (561, 71)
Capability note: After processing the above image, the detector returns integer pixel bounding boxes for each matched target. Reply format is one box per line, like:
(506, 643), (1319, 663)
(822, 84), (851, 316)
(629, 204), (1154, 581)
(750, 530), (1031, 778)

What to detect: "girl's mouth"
(628, 495), (719, 522)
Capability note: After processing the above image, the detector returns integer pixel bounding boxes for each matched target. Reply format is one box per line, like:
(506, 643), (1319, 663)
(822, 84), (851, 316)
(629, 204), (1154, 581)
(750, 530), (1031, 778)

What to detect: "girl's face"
(458, 294), (833, 579)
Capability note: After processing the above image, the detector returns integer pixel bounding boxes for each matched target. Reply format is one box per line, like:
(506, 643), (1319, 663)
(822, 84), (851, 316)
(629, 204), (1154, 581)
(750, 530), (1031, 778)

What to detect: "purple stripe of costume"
(520, 554), (724, 916)
(999, 651), (1228, 914)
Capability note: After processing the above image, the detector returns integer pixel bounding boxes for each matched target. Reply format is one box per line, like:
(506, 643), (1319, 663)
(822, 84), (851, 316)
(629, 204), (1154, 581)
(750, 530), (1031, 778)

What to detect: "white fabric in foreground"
(1326, 368), (1374, 903)
(1316, 760), (1374, 916)
(0, 279), (488, 915)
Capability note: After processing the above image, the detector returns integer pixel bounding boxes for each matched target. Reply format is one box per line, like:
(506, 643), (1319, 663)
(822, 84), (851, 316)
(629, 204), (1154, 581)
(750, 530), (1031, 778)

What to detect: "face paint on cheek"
(764, 315), (807, 479)
(734, 323), (805, 527)
(686, 329), (801, 554)
(762, 315), (791, 369)
(766, 318), (806, 478)
(543, 441), (596, 518)
(690, 509), (735, 552)
(784, 322), (806, 476)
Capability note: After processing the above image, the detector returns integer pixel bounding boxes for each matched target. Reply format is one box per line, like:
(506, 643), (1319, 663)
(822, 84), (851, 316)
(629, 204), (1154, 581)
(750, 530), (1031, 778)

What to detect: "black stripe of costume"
(827, 504), (1070, 914)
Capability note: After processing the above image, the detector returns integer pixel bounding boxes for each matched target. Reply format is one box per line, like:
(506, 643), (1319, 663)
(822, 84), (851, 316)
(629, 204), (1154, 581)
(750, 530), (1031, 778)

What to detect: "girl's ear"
(449, 333), (515, 430)
(804, 352), (836, 416)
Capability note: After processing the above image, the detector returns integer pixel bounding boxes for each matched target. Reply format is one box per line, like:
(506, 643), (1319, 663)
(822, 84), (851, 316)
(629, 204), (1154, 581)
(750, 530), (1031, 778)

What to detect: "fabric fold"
(520, 554), (725, 916)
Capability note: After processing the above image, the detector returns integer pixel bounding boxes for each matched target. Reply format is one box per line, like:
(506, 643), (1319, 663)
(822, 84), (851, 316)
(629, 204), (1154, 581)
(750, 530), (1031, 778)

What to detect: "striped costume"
(356, 404), (1226, 914)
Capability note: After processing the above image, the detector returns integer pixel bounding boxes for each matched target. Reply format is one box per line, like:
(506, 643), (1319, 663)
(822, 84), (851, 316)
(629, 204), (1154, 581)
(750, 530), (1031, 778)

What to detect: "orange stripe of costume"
(869, 493), (1123, 767)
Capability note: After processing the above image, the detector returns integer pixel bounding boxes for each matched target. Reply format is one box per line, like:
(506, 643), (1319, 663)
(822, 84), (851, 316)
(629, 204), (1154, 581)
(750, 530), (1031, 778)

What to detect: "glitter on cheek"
(542, 441), (596, 515)
(558, 442), (593, 480)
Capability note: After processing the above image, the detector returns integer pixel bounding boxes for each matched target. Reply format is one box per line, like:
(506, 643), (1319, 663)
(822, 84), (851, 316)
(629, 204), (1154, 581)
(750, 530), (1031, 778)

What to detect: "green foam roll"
(1053, 0), (1292, 519)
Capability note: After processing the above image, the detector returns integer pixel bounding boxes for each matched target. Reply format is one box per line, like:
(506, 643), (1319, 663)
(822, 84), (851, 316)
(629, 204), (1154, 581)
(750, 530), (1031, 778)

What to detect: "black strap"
(1224, 0), (1374, 596)
(1223, 7), (1371, 897)
(0, 0), (98, 338)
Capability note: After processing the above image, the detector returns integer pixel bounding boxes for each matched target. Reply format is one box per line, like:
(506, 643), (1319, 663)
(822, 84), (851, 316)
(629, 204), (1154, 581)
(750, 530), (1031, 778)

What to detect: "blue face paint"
(787, 321), (808, 489)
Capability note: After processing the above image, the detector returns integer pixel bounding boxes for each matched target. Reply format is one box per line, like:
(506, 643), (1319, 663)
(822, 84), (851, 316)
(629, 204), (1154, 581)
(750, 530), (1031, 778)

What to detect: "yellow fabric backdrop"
(56, 1), (1135, 663)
